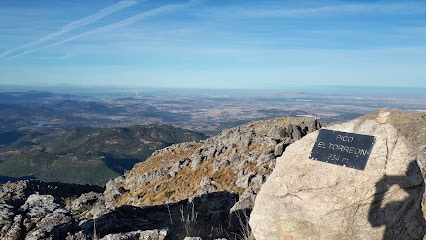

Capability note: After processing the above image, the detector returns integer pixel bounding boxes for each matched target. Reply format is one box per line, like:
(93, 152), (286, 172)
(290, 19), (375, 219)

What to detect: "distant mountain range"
(0, 124), (207, 185)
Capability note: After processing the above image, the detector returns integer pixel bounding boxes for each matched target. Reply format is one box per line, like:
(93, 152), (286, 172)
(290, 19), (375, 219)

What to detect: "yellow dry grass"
(117, 156), (244, 207)
(248, 142), (275, 153)
(123, 142), (203, 187)
(116, 116), (309, 207)
(357, 110), (424, 123)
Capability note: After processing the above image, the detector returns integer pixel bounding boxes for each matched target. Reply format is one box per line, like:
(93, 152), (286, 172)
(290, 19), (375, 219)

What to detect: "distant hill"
(0, 124), (207, 185)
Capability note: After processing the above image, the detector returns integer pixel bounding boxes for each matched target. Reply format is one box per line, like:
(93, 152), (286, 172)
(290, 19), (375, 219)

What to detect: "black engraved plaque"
(309, 129), (375, 170)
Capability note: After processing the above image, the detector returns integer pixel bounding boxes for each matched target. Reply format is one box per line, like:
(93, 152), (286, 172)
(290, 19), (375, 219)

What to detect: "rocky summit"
(250, 111), (426, 240)
(112, 117), (320, 210)
(0, 111), (425, 239)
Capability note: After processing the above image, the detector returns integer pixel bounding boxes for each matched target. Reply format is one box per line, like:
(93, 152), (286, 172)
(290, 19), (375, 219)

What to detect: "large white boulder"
(250, 119), (426, 240)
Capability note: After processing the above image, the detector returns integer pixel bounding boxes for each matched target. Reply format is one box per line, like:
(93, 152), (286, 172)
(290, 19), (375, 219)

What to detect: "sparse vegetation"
(180, 203), (199, 238)
(233, 210), (255, 240)
(116, 116), (315, 207)
(118, 156), (243, 206)
(0, 124), (206, 185)
(170, 201), (255, 240)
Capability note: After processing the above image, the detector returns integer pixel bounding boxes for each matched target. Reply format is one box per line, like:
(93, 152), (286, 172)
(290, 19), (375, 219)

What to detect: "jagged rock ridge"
(112, 117), (320, 210)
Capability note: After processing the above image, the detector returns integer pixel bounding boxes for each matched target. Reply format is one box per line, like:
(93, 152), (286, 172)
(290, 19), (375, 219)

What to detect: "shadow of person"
(368, 160), (426, 239)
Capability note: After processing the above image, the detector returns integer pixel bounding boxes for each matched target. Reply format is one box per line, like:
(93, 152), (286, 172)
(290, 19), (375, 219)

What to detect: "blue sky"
(1, 0), (425, 89)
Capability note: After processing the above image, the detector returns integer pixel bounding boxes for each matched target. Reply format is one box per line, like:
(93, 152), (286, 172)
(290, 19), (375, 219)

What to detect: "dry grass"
(243, 161), (259, 173)
(117, 139), (277, 207)
(123, 142), (203, 186)
(180, 202), (199, 237)
(233, 210), (256, 240)
(358, 110), (426, 150)
(115, 117), (307, 208)
(357, 110), (424, 124)
(247, 142), (275, 153)
(117, 155), (244, 206)
(221, 144), (243, 158)
(423, 202), (426, 220)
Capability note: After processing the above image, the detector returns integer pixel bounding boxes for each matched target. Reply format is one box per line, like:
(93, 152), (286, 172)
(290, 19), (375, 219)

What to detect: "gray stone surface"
(101, 229), (168, 240)
(250, 119), (426, 240)
(6, 193), (73, 240)
(199, 177), (217, 195)
(0, 180), (104, 240)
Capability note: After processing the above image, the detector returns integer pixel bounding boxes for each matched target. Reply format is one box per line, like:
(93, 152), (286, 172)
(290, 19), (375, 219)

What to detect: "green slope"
(0, 124), (207, 185)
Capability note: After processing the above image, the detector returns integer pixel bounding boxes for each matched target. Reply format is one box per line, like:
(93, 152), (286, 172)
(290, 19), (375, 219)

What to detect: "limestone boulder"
(250, 119), (426, 240)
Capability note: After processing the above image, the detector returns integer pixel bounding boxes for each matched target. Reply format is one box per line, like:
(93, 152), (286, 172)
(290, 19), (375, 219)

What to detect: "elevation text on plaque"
(309, 129), (375, 170)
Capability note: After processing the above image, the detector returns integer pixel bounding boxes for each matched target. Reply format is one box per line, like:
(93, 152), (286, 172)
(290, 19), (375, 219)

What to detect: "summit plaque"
(309, 129), (375, 170)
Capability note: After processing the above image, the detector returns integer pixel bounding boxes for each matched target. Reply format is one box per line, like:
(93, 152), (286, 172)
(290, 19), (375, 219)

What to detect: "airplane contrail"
(11, 0), (198, 58)
(0, 0), (138, 58)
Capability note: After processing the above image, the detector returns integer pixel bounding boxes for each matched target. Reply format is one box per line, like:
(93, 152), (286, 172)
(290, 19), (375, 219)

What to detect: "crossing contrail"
(11, 0), (198, 58)
(0, 0), (138, 58)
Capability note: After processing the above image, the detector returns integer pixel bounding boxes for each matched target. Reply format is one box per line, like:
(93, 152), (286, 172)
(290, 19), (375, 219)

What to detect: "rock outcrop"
(250, 117), (426, 239)
(100, 229), (168, 240)
(0, 180), (103, 240)
(113, 117), (320, 212)
(0, 180), (238, 239)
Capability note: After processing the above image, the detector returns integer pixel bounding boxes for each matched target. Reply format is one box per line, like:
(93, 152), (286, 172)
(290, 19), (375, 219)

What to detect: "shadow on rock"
(80, 191), (240, 239)
(368, 160), (426, 239)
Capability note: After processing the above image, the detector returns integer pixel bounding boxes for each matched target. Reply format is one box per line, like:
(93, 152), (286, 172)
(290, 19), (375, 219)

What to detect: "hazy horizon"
(1, 84), (426, 99)
(1, 1), (426, 89)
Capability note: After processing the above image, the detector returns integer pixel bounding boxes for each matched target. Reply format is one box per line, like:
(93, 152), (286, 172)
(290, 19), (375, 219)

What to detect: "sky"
(0, 0), (426, 89)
